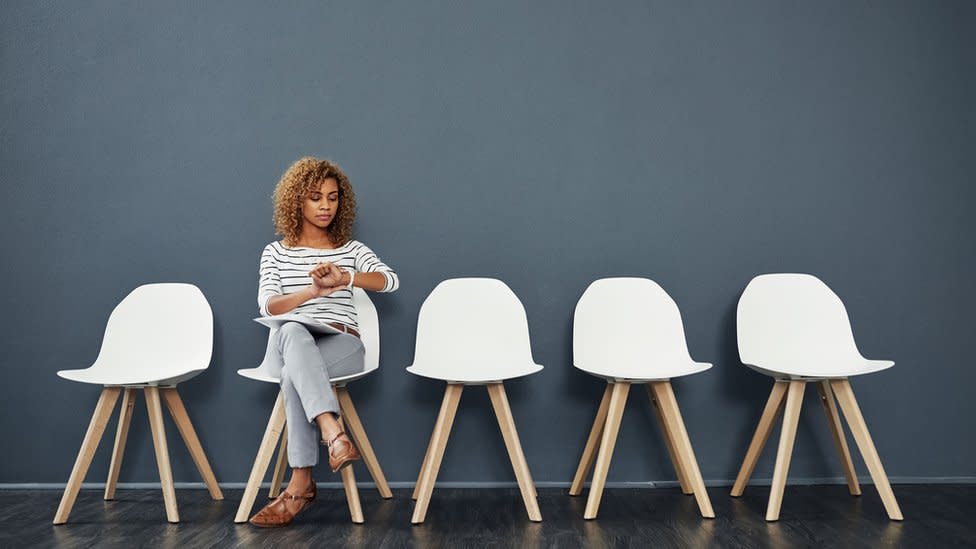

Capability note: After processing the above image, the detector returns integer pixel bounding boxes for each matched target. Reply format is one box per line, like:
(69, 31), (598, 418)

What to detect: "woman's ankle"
(314, 412), (343, 442)
(288, 480), (315, 493)
(321, 428), (344, 444)
(287, 469), (315, 492)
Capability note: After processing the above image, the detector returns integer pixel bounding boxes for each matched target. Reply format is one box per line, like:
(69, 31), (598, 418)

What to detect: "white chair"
(54, 283), (223, 524)
(731, 273), (902, 521)
(407, 278), (544, 524)
(233, 287), (391, 524)
(569, 278), (714, 519)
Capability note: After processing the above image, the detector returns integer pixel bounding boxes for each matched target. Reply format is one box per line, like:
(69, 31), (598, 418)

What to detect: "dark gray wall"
(2, 1), (973, 486)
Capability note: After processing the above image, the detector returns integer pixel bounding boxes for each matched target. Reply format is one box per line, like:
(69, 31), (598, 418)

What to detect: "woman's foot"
(248, 482), (316, 528)
(322, 431), (361, 472)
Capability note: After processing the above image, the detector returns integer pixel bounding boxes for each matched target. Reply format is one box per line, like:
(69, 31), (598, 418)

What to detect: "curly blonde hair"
(272, 157), (357, 247)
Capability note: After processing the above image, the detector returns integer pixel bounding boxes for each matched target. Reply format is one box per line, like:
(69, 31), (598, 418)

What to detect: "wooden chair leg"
(145, 387), (179, 523)
(337, 417), (364, 524)
(569, 383), (613, 496)
(410, 384), (454, 503)
(336, 386), (393, 499)
(53, 387), (122, 524)
(526, 461), (538, 499)
(731, 381), (789, 497)
(234, 392), (287, 523)
(160, 388), (223, 500)
(269, 428), (288, 499)
(829, 379), (903, 520)
(584, 381), (629, 520)
(651, 381), (715, 518)
(412, 426), (437, 501)
(104, 388), (136, 500)
(412, 384), (454, 501)
(647, 384), (693, 495)
(816, 381), (861, 496)
(340, 465), (364, 524)
(411, 383), (463, 524)
(766, 380), (805, 522)
(487, 383), (542, 522)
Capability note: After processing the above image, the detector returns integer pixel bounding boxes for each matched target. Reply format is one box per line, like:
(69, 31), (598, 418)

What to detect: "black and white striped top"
(257, 240), (399, 329)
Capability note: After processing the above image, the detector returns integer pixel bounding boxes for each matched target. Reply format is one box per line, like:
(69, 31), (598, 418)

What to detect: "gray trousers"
(269, 322), (365, 468)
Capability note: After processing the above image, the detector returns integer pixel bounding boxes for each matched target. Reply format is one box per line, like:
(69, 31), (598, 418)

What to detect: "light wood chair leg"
(651, 381), (715, 518)
(583, 381), (629, 520)
(337, 417), (364, 524)
(269, 428), (288, 499)
(160, 388), (223, 500)
(829, 379), (903, 520)
(647, 384), (693, 495)
(53, 387), (122, 524)
(411, 383), (463, 524)
(412, 425), (437, 501)
(234, 392), (287, 523)
(569, 383), (613, 496)
(411, 383), (454, 501)
(104, 388), (136, 501)
(340, 464), (364, 524)
(731, 381), (789, 497)
(145, 386), (179, 523)
(816, 381), (861, 496)
(527, 466), (538, 499)
(487, 383), (542, 522)
(336, 385), (393, 499)
(766, 380), (805, 522)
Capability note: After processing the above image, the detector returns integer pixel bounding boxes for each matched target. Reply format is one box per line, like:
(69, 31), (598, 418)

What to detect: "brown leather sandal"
(248, 483), (317, 528)
(322, 431), (361, 472)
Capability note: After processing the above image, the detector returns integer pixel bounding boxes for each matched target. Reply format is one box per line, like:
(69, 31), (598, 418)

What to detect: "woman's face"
(302, 177), (339, 231)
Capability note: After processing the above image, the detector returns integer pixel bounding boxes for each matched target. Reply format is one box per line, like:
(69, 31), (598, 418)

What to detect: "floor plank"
(6, 485), (974, 548)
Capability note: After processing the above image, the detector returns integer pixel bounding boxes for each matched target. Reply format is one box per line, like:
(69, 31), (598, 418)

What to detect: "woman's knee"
(279, 371), (295, 391)
(276, 321), (313, 349)
(279, 321), (310, 338)
(323, 345), (366, 379)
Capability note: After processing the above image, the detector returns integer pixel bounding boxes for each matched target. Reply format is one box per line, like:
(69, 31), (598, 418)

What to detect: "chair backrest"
(410, 278), (537, 378)
(352, 287), (380, 373)
(91, 283), (213, 381)
(737, 273), (864, 375)
(574, 278), (694, 378)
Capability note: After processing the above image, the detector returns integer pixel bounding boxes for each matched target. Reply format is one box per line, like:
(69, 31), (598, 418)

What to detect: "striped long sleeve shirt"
(257, 240), (399, 330)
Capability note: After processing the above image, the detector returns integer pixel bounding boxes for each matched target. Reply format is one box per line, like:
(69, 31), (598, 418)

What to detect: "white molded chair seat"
(405, 362), (543, 384)
(408, 278), (543, 524)
(570, 278), (714, 519)
(57, 367), (207, 387)
(236, 366), (375, 386)
(573, 361), (711, 383)
(234, 287), (391, 525)
(54, 283), (222, 525)
(731, 273), (902, 522)
(740, 359), (894, 380)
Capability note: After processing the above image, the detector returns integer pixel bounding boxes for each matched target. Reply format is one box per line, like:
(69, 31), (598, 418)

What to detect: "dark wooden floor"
(3, 485), (974, 548)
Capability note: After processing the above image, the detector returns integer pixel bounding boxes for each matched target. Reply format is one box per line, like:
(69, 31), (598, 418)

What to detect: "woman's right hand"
(309, 263), (346, 297)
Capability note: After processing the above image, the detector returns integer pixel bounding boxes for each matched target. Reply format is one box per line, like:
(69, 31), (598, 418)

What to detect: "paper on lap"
(254, 313), (343, 335)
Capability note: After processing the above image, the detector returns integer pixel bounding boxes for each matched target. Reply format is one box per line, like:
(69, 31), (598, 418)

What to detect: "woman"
(249, 157), (399, 527)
